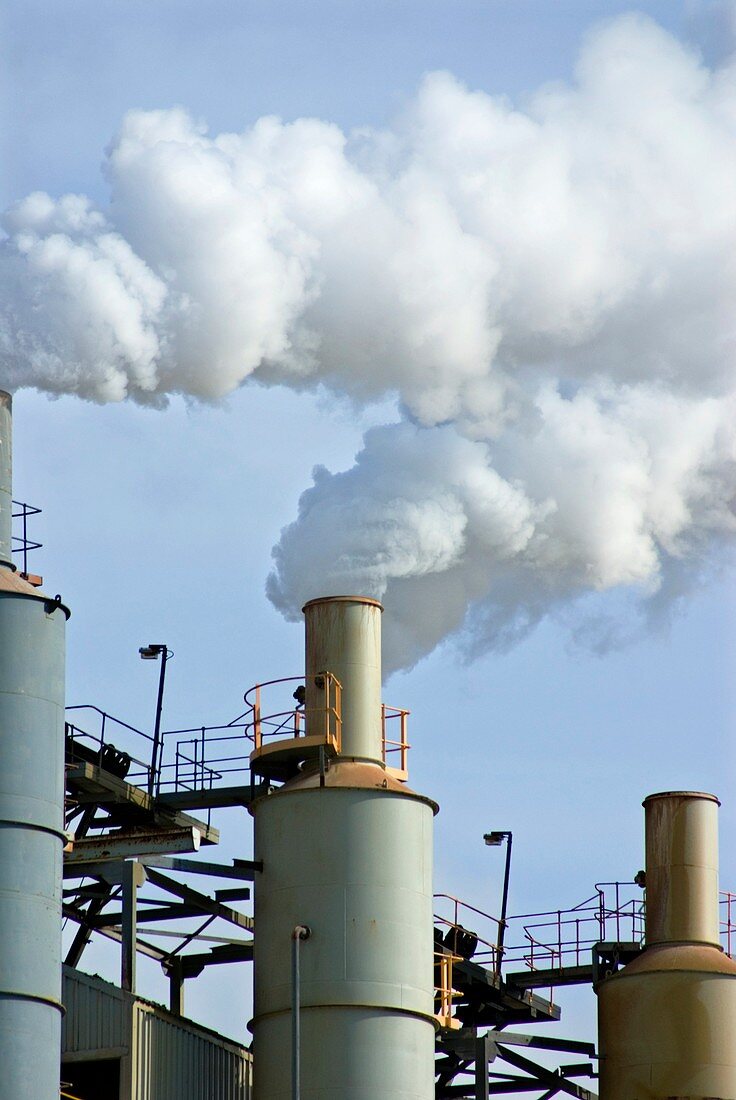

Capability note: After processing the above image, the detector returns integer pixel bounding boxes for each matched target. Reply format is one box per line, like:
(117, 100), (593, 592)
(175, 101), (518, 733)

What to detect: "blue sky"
(4, 0), (736, 1048)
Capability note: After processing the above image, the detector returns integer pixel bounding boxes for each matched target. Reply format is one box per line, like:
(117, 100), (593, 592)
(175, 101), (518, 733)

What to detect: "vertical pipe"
(303, 596), (383, 760)
(0, 391), (13, 565)
(644, 790), (720, 946)
(291, 925), (310, 1100)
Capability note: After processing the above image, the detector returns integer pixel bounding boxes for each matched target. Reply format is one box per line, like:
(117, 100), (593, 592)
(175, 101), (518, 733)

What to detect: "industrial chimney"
(250, 595), (438, 1099)
(596, 791), (736, 1100)
(0, 391), (69, 1100)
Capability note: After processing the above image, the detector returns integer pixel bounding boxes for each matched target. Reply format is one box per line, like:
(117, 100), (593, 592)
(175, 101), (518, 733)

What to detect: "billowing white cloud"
(268, 387), (736, 671)
(1, 14), (735, 668)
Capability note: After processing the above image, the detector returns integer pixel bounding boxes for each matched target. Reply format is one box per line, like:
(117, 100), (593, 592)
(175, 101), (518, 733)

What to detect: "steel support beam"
(143, 867), (253, 930)
(476, 1033), (492, 1100)
(121, 861), (146, 993)
(168, 957), (184, 1016)
(494, 1045), (596, 1100)
(139, 855), (262, 879)
(65, 826), (202, 864)
(64, 884), (114, 967)
(156, 785), (262, 811)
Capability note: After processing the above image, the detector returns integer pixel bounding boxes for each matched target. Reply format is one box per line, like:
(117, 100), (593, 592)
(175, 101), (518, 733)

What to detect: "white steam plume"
(1, 14), (735, 669)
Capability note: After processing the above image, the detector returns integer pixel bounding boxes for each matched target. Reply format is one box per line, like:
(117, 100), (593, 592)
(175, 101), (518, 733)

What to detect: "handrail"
(436, 881), (736, 992)
(434, 892), (501, 969)
(243, 676), (305, 709)
(381, 705), (410, 775)
(12, 499), (42, 575)
(434, 950), (463, 1030)
(246, 674), (342, 755)
(66, 704), (150, 741)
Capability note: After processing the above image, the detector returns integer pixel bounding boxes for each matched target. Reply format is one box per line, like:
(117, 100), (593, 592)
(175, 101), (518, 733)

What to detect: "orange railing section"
(721, 891), (736, 956)
(244, 676), (413, 776)
(245, 674), (342, 755)
(434, 950), (462, 1030)
(381, 704), (410, 779)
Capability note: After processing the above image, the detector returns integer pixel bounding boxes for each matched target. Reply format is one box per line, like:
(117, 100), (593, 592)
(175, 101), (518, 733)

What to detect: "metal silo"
(0, 391), (68, 1099)
(251, 596), (437, 1099)
(597, 790), (736, 1100)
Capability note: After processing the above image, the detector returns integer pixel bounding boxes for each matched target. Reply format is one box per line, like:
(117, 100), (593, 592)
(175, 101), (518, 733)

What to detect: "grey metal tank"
(251, 596), (437, 1099)
(0, 391), (69, 1100)
(596, 791), (736, 1100)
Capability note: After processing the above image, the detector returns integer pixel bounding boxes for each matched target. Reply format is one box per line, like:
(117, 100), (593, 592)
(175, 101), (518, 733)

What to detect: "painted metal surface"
(253, 596), (436, 1098)
(133, 1001), (252, 1100)
(598, 945), (736, 1099)
(62, 966), (127, 1056)
(303, 596), (383, 761)
(597, 791), (736, 1100)
(644, 790), (720, 946)
(0, 570), (66, 1099)
(62, 966), (253, 1099)
(253, 779), (436, 1098)
(0, 390), (11, 564)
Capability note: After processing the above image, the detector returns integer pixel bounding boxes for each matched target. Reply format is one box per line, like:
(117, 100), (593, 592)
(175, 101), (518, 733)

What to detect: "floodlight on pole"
(139, 643), (171, 795)
(484, 830), (513, 975)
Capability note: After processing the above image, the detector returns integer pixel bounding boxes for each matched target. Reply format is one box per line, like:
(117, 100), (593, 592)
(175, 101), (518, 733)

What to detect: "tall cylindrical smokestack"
(251, 595), (437, 1099)
(597, 790), (736, 1100)
(303, 596), (383, 760)
(0, 392), (68, 1100)
(0, 390), (13, 565)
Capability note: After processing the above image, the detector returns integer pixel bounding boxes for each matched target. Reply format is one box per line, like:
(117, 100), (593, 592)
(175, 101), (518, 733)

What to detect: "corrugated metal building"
(61, 967), (252, 1100)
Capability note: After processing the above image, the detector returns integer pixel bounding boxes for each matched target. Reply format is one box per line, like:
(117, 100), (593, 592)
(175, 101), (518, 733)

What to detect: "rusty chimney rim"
(642, 790), (720, 808)
(302, 595), (384, 613)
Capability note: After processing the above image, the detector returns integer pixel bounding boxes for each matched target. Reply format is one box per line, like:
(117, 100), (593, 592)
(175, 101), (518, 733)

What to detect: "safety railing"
(436, 882), (736, 987)
(434, 893), (501, 971)
(721, 892), (736, 957)
(12, 499), (42, 575)
(160, 721), (251, 792)
(65, 705), (155, 789)
(381, 705), (410, 779)
(65, 705), (244, 796)
(503, 883), (646, 978)
(434, 950), (463, 1030)
(244, 673), (342, 755)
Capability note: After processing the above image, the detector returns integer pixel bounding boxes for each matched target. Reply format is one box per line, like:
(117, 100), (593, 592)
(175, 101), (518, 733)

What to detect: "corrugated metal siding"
(62, 967), (251, 1099)
(62, 966), (127, 1054)
(133, 1002), (251, 1100)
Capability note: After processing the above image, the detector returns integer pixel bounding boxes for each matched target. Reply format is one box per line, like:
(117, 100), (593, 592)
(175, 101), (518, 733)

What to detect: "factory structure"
(1, 384), (735, 1100)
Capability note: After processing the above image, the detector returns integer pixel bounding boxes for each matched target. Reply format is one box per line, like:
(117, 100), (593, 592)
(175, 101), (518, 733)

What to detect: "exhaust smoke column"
(597, 791), (736, 1100)
(2, 15), (736, 671)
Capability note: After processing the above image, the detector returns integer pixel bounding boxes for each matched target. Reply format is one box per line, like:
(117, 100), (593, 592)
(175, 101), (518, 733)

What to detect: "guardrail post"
(254, 685), (262, 750)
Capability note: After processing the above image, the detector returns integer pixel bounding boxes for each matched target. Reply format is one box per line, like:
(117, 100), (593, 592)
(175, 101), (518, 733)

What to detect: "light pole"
(139, 644), (171, 796)
(484, 830), (513, 976)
